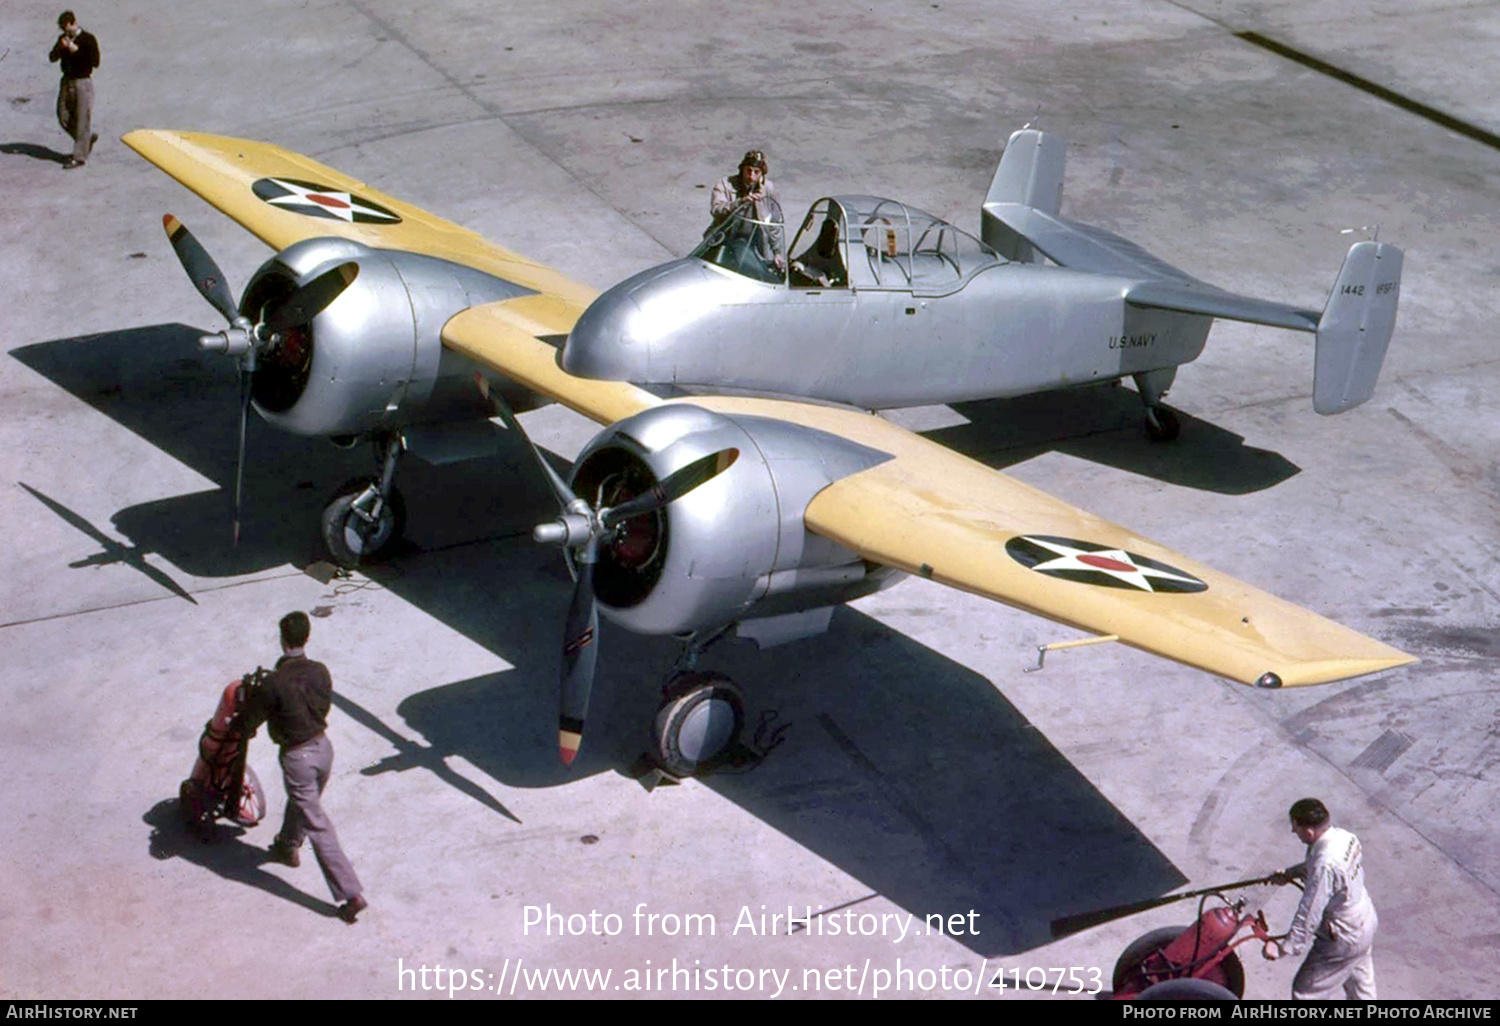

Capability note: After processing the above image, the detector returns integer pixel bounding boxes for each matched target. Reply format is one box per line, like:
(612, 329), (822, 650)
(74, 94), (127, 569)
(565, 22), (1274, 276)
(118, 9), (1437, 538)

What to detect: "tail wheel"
(321, 477), (406, 566)
(1145, 405), (1181, 442)
(652, 672), (745, 777)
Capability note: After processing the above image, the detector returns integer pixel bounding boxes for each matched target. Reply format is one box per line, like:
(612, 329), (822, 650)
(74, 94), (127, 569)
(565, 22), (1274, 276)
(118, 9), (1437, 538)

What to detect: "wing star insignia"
(251, 177), (401, 224)
(1005, 535), (1208, 593)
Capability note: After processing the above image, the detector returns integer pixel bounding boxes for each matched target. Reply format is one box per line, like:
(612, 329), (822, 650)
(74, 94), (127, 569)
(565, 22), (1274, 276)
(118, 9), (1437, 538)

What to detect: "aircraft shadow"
(10, 326), (550, 578)
(929, 386), (1300, 495)
(373, 543), (1185, 955)
(19, 326), (1185, 955)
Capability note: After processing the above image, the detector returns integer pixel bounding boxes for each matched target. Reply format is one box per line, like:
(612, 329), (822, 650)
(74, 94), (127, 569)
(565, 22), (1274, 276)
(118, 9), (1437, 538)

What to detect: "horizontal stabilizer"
(986, 201), (1203, 281)
(1126, 280), (1319, 333)
(1314, 241), (1402, 414)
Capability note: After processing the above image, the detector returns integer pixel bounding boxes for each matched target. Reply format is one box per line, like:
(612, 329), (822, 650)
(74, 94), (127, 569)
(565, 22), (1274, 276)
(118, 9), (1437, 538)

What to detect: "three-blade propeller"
(473, 373), (738, 765)
(161, 215), (357, 544)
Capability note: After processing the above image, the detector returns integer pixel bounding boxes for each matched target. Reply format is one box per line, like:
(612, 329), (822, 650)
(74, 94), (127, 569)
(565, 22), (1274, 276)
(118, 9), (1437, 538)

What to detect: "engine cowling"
(569, 403), (903, 637)
(238, 237), (535, 438)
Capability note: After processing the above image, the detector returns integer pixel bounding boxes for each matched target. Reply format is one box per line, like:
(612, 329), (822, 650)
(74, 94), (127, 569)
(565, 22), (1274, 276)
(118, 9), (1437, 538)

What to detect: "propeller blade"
(162, 214), (239, 325)
(558, 548), (600, 765)
(473, 371), (580, 509)
(232, 360), (252, 547)
(603, 448), (739, 527)
(264, 262), (359, 334)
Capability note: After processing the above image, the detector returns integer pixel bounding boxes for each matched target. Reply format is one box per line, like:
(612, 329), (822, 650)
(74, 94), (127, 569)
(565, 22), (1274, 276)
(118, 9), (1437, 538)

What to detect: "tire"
(1113, 925), (1188, 993)
(652, 672), (745, 777)
(321, 478), (406, 566)
(1136, 977), (1238, 1000)
(1216, 950), (1246, 999)
(178, 777), (213, 843)
(1145, 405), (1181, 442)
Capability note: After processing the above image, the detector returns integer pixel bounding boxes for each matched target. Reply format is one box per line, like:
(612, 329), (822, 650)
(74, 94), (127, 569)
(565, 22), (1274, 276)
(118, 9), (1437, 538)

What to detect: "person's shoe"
(338, 895), (368, 924)
(61, 158), (84, 169)
(89, 133), (98, 148)
(268, 839), (300, 867)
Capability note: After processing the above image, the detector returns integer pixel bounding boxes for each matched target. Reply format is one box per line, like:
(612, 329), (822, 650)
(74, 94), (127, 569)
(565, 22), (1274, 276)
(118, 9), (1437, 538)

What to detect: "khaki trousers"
(278, 734), (363, 903)
(56, 77), (94, 162)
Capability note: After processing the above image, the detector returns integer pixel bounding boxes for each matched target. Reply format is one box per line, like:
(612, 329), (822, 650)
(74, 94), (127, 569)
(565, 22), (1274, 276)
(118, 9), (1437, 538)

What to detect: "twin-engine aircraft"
(124, 128), (1413, 772)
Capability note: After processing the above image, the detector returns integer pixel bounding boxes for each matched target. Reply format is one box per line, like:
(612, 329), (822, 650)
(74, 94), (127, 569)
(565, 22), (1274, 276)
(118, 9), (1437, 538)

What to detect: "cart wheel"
(1217, 950), (1246, 998)
(178, 778), (213, 843)
(1137, 977), (1238, 1000)
(1113, 925), (1188, 993)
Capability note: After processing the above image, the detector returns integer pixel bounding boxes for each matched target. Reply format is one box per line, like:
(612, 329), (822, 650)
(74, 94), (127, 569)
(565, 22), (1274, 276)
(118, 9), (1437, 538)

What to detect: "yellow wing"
(442, 302), (661, 425)
(690, 397), (1414, 687)
(437, 319), (1413, 687)
(122, 129), (597, 319)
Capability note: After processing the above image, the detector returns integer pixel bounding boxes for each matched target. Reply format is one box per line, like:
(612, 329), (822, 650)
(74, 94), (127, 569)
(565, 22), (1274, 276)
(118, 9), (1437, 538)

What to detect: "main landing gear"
(321, 432), (407, 566)
(647, 626), (748, 778)
(653, 671), (746, 777)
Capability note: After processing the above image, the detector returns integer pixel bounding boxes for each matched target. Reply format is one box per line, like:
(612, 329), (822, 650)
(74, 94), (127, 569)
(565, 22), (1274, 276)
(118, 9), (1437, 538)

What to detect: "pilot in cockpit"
(710, 149), (780, 227)
(706, 149), (786, 277)
(791, 217), (846, 288)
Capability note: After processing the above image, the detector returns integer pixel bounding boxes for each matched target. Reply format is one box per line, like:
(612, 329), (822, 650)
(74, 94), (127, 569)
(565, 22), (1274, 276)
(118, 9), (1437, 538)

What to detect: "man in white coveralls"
(1262, 798), (1378, 999)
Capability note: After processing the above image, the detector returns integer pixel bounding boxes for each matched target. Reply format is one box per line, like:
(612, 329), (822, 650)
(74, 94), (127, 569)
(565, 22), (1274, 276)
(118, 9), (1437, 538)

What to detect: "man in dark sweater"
(48, 11), (99, 169)
(240, 611), (368, 923)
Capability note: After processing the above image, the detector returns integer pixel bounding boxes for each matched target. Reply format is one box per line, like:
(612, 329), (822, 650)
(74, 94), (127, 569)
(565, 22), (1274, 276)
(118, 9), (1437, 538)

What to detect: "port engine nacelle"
(240, 237), (536, 438)
(570, 403), (903, 637)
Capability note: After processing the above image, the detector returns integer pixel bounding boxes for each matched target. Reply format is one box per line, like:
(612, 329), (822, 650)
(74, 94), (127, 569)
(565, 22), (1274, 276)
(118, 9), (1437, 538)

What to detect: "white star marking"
(1021, 536), (1202, 592)
(261, 179), (397, 222)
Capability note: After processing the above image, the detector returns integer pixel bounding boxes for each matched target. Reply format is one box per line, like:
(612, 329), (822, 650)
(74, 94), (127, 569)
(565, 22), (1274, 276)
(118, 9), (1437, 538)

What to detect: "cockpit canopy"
(692, 195), (1003, 294)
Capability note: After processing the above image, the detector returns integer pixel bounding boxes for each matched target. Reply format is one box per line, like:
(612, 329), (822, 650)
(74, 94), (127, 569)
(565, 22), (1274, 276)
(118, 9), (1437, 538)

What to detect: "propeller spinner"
(473, 373), (738, 765)
(161, 215), (357, 543)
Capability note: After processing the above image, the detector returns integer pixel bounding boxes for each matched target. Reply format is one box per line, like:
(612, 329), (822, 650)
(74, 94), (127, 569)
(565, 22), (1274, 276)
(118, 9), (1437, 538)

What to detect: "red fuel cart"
(179, 670), (269, 841)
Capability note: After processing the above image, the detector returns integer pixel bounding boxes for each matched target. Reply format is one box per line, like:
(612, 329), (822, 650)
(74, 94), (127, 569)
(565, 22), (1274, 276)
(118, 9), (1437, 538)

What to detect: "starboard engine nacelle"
(239, 237), (536, 438)
(570, 403), (903, 637)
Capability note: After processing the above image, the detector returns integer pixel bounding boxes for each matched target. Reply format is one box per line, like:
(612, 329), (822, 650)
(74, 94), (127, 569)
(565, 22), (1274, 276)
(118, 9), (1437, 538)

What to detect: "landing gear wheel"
(321, 477), (407, 567)
(652, 672), (745, 777)
(1137, 977), (1238, 1000)
(1144, 405), (1181, 442)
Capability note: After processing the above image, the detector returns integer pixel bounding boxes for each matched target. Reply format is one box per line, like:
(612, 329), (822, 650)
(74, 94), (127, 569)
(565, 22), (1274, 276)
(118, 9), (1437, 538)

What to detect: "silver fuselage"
(563, 256), (1211, 409)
